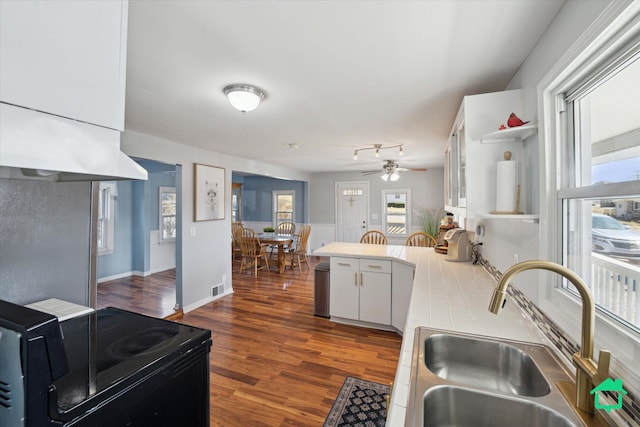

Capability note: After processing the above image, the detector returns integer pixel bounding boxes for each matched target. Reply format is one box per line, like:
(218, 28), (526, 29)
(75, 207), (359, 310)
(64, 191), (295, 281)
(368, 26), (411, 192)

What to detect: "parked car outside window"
(592, 214), (640, 260)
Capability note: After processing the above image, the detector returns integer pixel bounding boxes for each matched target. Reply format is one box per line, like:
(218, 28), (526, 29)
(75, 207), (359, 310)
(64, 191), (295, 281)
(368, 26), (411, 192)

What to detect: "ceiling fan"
(362, 160), (427, 181)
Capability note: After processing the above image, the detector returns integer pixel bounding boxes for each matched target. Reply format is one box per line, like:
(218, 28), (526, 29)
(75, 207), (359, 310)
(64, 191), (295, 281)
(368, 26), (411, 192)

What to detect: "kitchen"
(1, 1), (639, 426)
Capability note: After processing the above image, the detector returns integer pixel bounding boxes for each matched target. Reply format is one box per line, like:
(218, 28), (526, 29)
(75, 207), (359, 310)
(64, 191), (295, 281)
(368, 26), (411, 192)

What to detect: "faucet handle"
(594, 350), (611, 385)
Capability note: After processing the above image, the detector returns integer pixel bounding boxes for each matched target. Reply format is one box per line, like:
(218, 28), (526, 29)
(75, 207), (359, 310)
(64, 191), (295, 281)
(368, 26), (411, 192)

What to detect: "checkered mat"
(323, 376), (390, 427)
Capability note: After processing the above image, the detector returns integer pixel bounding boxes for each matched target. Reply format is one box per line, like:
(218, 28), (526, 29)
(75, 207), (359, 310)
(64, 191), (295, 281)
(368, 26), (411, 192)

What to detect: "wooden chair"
(288, 225), (311, 272)
(231, 222), (244, 261)
(405, 231), (437, 247)
(360, 230), (388, 245)
(270, 222), (296, 258)
(238, 228), (270, 277)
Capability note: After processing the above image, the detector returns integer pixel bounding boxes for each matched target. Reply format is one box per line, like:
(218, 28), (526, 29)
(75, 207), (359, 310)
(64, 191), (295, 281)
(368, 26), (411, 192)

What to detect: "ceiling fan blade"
(361, 170), (381, 175)
(396, 167), (427, 172)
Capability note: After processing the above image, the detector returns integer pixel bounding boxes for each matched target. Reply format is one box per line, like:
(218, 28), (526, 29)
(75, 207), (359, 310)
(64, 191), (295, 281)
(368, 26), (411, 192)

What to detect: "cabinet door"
(0, 0), (128, 130)
(330, 259), (360, 320)
(359, 271), (391, 324)
(391, 263), (414, 331)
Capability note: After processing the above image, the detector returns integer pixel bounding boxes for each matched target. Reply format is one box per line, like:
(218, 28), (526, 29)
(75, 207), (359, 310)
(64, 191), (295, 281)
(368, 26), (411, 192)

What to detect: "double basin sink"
(405, 327), (584, 426)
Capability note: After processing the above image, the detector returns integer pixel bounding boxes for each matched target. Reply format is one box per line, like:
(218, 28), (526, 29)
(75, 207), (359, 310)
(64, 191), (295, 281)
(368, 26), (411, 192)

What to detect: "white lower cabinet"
(392, 262), (414, 331)
(330, 257), (391, 325)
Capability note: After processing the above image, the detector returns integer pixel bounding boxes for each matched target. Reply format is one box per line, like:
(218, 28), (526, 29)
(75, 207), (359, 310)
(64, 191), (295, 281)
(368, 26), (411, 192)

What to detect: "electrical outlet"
(514, 253), (519, 264)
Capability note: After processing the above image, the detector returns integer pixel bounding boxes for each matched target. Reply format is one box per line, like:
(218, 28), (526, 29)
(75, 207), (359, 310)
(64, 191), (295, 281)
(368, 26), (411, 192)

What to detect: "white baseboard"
(182, 288), (234, 313)
(97, 271), (137, 283)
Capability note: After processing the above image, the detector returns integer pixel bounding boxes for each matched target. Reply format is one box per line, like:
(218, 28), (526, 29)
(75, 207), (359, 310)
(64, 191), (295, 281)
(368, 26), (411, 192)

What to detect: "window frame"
(272, 190), (295, 228)
(97, 182), (116, 256)
(537, 1), (640, 388)
(381, 189), (411, 237)
(159, 186), (176, 243)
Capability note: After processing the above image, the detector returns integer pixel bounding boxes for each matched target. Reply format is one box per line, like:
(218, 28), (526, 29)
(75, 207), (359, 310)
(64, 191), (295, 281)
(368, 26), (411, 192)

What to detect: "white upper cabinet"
(445, 89), (538, 221)
(0, 0), (128, 131)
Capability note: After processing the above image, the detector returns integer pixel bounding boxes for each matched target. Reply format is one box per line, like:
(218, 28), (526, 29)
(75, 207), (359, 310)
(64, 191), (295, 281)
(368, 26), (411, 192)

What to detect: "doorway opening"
(95, 159), (182, 318)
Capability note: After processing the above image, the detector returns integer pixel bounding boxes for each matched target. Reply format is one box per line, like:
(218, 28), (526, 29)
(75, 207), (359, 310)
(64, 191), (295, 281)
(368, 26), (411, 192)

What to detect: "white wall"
(121, 130), (310, 311)
(475, 0), (612, 301)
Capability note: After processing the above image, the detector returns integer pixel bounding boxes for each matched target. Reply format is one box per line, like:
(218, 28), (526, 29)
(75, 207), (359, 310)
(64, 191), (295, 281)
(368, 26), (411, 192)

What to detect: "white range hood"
(0, 103), (148, 182)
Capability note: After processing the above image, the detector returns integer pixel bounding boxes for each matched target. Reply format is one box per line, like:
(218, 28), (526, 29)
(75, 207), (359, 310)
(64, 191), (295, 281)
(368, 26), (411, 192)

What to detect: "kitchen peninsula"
(314, 242), (547, 426)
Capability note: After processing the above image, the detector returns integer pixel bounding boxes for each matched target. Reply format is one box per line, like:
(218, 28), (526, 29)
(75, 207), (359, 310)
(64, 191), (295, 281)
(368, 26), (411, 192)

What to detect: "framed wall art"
(194, 163), (225, 221)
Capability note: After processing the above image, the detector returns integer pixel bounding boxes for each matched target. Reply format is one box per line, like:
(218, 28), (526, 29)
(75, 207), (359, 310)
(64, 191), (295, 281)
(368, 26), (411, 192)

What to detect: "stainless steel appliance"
(314, 262), (330, 317)
(0, 300), (212, 426)
(444, 229), (472, 262)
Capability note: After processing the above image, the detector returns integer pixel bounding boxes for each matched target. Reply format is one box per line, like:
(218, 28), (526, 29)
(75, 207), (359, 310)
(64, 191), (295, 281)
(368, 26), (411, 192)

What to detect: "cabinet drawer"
(360, 259), (391, 274)
(331, 257), (359, 271)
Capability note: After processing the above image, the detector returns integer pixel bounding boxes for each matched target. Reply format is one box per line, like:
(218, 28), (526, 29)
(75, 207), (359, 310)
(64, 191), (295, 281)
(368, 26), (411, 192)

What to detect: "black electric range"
(0, 302), (212, 427)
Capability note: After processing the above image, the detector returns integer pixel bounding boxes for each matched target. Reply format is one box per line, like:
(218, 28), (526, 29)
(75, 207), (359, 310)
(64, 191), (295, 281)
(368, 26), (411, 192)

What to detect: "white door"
(336, 182), (369, 243)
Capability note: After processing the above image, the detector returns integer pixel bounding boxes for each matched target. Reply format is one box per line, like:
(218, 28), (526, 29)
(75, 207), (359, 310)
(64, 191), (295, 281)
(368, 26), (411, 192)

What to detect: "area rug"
(323, 376), (390, 427)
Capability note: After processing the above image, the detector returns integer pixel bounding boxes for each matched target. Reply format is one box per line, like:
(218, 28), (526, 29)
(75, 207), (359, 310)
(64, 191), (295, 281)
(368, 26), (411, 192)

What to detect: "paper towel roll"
(496, 160), (517, 212)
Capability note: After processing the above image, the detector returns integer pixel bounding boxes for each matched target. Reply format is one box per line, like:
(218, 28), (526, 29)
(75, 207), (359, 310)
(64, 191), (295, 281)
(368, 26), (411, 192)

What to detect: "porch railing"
(591, 253), (640, 327)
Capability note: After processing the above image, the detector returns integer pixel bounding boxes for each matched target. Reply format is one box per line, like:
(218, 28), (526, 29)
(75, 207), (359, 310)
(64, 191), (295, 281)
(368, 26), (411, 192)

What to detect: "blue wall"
(233, 174), (308, 223)
(98, 160), (177, 279)
(97, 180), (134, 278)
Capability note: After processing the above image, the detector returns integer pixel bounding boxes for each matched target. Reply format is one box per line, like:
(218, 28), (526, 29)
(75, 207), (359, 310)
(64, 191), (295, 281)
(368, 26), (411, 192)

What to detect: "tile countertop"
(314, 242), (548, 427)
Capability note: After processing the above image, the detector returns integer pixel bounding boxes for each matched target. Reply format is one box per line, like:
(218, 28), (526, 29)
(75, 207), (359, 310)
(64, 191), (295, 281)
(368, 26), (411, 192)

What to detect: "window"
(538, 1), (640, 398)
(382, 189), (410, 236)
(273, 190), (294, 228)
(159, 186), (176, 242)
(561, 51), (640, 331)
(97, 182), (115, 255)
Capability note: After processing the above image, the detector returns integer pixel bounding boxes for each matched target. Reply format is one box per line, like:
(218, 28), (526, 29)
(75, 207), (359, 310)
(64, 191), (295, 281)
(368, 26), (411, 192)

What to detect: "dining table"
(258, 233), (295, 273)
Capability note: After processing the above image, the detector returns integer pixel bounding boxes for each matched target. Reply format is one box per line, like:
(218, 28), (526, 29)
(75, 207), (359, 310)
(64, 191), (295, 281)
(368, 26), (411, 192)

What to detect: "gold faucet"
(488, 260), (611, 414)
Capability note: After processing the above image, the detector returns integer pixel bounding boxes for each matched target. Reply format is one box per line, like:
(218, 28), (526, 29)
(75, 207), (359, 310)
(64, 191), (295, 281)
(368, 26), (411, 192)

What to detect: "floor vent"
(211, 284), (225, 297)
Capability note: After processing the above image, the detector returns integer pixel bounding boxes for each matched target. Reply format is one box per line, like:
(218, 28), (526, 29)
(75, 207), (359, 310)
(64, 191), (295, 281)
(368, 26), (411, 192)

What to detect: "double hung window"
(97, 182), (115, 255)
(159, 186), (176, 242)
(559, 50), (640, 331)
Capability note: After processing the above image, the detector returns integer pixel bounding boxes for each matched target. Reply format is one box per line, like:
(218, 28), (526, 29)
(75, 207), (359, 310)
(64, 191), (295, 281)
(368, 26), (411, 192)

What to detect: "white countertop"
(314, 242), (547, 426)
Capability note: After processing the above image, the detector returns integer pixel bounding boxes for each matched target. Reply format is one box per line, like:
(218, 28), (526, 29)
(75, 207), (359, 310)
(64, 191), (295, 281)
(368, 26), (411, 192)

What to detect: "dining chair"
(238, 228), (270, 277)
(231, 222), (244, 261)
(288, 224), (311, 272)
(360, 230), (388, 245)
(271, 222), (296, 258)
(405, 231), (437, 247)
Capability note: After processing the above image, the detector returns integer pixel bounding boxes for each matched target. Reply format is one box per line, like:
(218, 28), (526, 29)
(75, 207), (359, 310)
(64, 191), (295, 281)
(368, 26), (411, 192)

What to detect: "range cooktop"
(53, 307), (210, 410)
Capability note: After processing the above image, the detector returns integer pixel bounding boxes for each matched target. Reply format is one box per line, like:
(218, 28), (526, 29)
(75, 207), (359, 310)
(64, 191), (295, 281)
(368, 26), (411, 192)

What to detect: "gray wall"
(309, 168), (444, 227)
(0, 179), (92, 306)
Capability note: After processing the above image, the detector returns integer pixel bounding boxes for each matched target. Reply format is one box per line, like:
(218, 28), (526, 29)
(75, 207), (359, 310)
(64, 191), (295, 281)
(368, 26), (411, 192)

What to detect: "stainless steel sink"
(424, 333), (550, 397)
(406, 327), (583, 427)
(423, 385), (577, 427)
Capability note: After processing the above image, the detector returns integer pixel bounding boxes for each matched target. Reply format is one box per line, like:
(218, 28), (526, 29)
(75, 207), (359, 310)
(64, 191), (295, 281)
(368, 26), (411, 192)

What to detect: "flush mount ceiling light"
(353, 143), (404, 160)
(223, 84), (266, 113)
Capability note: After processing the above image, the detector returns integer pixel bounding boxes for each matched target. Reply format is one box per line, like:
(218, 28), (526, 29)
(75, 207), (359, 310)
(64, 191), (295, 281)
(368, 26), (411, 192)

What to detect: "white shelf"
(481, 124), (537, 143)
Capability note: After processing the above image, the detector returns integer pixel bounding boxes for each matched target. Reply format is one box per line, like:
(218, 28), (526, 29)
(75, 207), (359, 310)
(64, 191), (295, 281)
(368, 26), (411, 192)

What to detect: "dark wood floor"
(96, 269), (177, 318)
(183, 256), (403, 427)
(97, 256), (403, 426)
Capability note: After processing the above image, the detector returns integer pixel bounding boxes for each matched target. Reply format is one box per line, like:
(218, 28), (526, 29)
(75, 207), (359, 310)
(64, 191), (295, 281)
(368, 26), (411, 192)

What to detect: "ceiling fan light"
(381, 173), (389, 181)
(353, 150), (358, 160)
(223, 84), (265, 112)
(375, 148), (380, 158)
(399, 145), (404, 156)
(390, 171), (400, 181)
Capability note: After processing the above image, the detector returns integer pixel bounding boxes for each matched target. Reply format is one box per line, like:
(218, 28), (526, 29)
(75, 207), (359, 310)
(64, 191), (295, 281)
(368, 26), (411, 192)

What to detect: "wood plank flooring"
(182, 256), (403, 427)
(96, 269), (177, 318)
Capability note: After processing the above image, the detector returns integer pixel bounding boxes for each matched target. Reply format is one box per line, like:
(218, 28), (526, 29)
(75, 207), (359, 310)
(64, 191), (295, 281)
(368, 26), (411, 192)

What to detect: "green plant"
(263, 226), (275, 232)
(415, 207), (444, 238)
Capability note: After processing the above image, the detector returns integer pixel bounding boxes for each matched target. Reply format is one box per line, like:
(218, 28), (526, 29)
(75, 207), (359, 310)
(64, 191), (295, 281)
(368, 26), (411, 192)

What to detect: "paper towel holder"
(490, 150), (524, 215)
